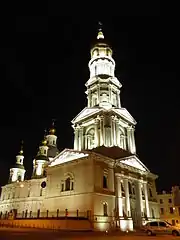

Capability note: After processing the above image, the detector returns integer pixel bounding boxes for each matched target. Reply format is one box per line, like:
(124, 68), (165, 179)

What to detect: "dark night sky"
(0, 10), (179, 192)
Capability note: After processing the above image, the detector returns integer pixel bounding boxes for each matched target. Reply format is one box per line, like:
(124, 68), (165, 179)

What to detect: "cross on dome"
(97, 21), (104, 40)
(19, 140), (24, 155)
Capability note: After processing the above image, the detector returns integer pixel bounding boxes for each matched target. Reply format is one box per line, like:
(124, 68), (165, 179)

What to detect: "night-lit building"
(158, 187), (180, 226)
(0, 27), (160, 231)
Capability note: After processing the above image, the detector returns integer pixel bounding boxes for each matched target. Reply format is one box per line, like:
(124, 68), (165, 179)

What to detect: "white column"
(144, 182), (150, 218)
(100, 116), (104, 145)
(109, 85), (112, 104)
(117, 90), (121, 107)
(127, 127), (132, 152)
(88, 90), (91, 107)
(94, 119), (99, 147)
(84, 135), (87, 149)
(116, 176), (123, 217)
(103, 117), (105, 145)
(97, 84), (100, 104)
(79, 128), (83, 151)
(74, 128), (79, 150)
(113, 118), (117, 146)
(131, 127), (136, 154)
(135, 180), (143, 226)
(106, 127), (111, 147)
(124, 178), (131, 217)
(111, 116), (114, 146)
(116, 118), (120, 147)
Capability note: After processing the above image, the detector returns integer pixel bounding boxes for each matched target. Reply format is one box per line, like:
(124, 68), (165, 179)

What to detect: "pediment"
(72, 107), (101, 123)
(49, 149), (89, 167)
(120, 156), (149, 172)
(113, 108), (136, 125)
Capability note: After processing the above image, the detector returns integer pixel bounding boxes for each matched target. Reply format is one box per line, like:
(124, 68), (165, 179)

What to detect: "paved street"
(0, 228), (180, 240)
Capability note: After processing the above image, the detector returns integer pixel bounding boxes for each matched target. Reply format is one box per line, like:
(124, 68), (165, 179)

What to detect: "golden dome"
(42, 139), (47, 146)
(19, 149), (23, 155)
(19, 140), (24, 155)
(49, 127), (56, 135)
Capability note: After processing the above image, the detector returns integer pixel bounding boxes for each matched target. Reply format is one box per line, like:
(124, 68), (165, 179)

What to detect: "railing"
(0, 209), (91, 220)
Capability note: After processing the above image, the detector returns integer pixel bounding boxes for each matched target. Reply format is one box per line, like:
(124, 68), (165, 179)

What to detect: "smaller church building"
(0, 28), (160, 231)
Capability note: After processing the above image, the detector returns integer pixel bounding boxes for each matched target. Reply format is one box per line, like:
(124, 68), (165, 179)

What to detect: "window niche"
(103, 170), (108, 189)
(103, 202), (108, 216)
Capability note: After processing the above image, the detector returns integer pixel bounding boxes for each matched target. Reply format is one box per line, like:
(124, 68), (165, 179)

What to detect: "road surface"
(0, 228), (179, 239)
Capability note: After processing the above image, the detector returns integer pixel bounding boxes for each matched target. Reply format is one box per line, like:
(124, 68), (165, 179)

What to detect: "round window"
(41, 181), (46, 188)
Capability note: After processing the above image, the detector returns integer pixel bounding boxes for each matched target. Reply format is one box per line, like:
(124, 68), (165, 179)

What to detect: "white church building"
(0, 27), (160, 231)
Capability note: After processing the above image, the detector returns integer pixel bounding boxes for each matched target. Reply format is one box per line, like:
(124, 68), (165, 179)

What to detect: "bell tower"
(32, 134), (49, 178)
(72, 24), (137, 154)
(9, 141), (26, 183)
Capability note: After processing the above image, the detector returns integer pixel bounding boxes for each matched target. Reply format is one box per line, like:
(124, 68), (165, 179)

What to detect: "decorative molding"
(49, 149), (89, 167)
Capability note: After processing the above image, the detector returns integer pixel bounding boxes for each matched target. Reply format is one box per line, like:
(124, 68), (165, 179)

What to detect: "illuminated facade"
(0, 27), (160, 231)
(158, 187), (180, 226)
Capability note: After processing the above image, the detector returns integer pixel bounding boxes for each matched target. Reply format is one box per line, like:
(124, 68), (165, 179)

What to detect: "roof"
(35, 155), (49, 161)
(47, 145), (59, 158)
(90, 146), (132, 160)
(12, 164), (25, 170)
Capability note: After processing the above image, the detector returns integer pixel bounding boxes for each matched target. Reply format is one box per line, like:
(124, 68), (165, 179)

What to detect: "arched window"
(103, 203), (108, 216)
(17, 175), (21, 182)
(65, 177), (71, 191)
(86, 128), (95, 149)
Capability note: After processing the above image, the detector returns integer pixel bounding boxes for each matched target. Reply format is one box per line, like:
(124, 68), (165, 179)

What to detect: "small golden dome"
(42, 139), (47, 146)
(19, 149), (23, 155)
(49, 128), (56, 135)
(19, 140), (24, 155)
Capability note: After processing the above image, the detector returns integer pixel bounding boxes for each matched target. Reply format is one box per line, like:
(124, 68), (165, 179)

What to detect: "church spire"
(19, 140), (24, 155)
(16, 140), (24, 165)
(45, 120), (59, 160)
(42, 129), (47, 146)
(72, 27), (136, 154)
(49, 119), (56, 135)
